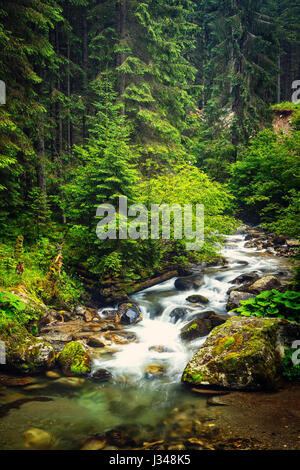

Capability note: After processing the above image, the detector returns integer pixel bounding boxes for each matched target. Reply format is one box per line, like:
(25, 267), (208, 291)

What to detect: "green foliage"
(230, 127), (300, 234)
(282, 348), (300, 381)
(0, 240), (83, 308)
(0, 291), (38, 328)
(235, 290), (300, 323)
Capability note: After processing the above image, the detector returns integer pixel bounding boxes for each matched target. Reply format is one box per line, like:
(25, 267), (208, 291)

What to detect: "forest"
(0, 0), (299, 453)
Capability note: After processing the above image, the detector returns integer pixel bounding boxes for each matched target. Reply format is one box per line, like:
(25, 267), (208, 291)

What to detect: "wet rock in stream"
(186, 294), (209, 304)
(174, 275), (204, 291)
(180, 312), (226, 341)
(116, 302), (143, 325)
(169, 308), (189, 323)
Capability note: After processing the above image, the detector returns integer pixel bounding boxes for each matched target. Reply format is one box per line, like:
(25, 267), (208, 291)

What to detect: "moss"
(185, 322), (198, 333)
(0, 318), (55, 372)
(58, 341), (91, 376)
(182, 317), (285, 390)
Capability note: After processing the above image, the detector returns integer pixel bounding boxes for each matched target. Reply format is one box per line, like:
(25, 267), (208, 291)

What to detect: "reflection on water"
(0, 232), (286, 450)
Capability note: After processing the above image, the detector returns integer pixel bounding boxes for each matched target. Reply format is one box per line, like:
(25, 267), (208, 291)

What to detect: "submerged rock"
(116, 302), (142, 325)
(149, 345), (172, 353)
(56, 377), (85, 388)
(58, 341), (91, 376)
(79, 434), (108, 451)
(182, 316), (300, 391)
(145, 364), (167, 379)
(0, 373), (36, 387)
(180, 312), (226, 341)
(103, 331), (138, 345)
(24, 428), (53, 450)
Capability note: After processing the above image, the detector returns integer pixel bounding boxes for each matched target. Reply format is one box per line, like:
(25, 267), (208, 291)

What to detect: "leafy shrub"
(282, 348), (300, 381)
(235, 289), (300, 323)
(0, 291), (38, 329)
(230, 127), (300, 236)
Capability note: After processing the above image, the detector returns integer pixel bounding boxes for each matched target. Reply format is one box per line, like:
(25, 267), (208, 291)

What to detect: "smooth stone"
(174, 276), (204, 291)
(56, 377), (85, 388)
(45, 371), (61, 379)
(186, 295), (209, 304)
(79, 434), (108, 451)
(24, 428), (53, 450)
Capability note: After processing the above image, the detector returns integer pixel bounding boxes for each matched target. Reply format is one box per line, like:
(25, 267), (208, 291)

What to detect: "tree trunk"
(116, 0), (127, 103)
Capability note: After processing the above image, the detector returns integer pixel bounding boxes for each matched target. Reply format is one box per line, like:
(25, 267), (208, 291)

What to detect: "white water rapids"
(93, 231), (286, 386)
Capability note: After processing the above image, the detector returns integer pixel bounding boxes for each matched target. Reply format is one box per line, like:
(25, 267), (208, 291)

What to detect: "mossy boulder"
(0, 319), (55, 373)
(182, 316), (300, 391)
(58, 341), (91, 376)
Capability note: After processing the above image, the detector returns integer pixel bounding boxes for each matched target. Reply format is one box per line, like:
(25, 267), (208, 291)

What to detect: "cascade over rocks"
(169, 308), (189, 323)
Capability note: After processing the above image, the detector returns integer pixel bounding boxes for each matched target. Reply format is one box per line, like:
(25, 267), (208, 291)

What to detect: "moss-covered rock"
(0, 319), (55, 372)
(182, 316), (300, 391)
(180, 312), (226, 341)
(58, 341), (91, 376)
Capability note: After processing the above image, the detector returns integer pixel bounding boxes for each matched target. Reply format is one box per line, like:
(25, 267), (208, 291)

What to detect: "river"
(0, 230), (291, 450)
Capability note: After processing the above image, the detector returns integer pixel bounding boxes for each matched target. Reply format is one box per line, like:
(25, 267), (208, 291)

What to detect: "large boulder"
(174, 276), (204, 291)
(116, 302), (142, 325)
(58, 341), (91, 376)
(0, 320), (55, 373)
(180, 312), (226, 342)
(182, 316), (300, 391)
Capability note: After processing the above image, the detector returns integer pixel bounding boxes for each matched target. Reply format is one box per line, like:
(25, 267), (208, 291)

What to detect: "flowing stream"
(0, 231), (290, 450)
(93, 232), (286, 385)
